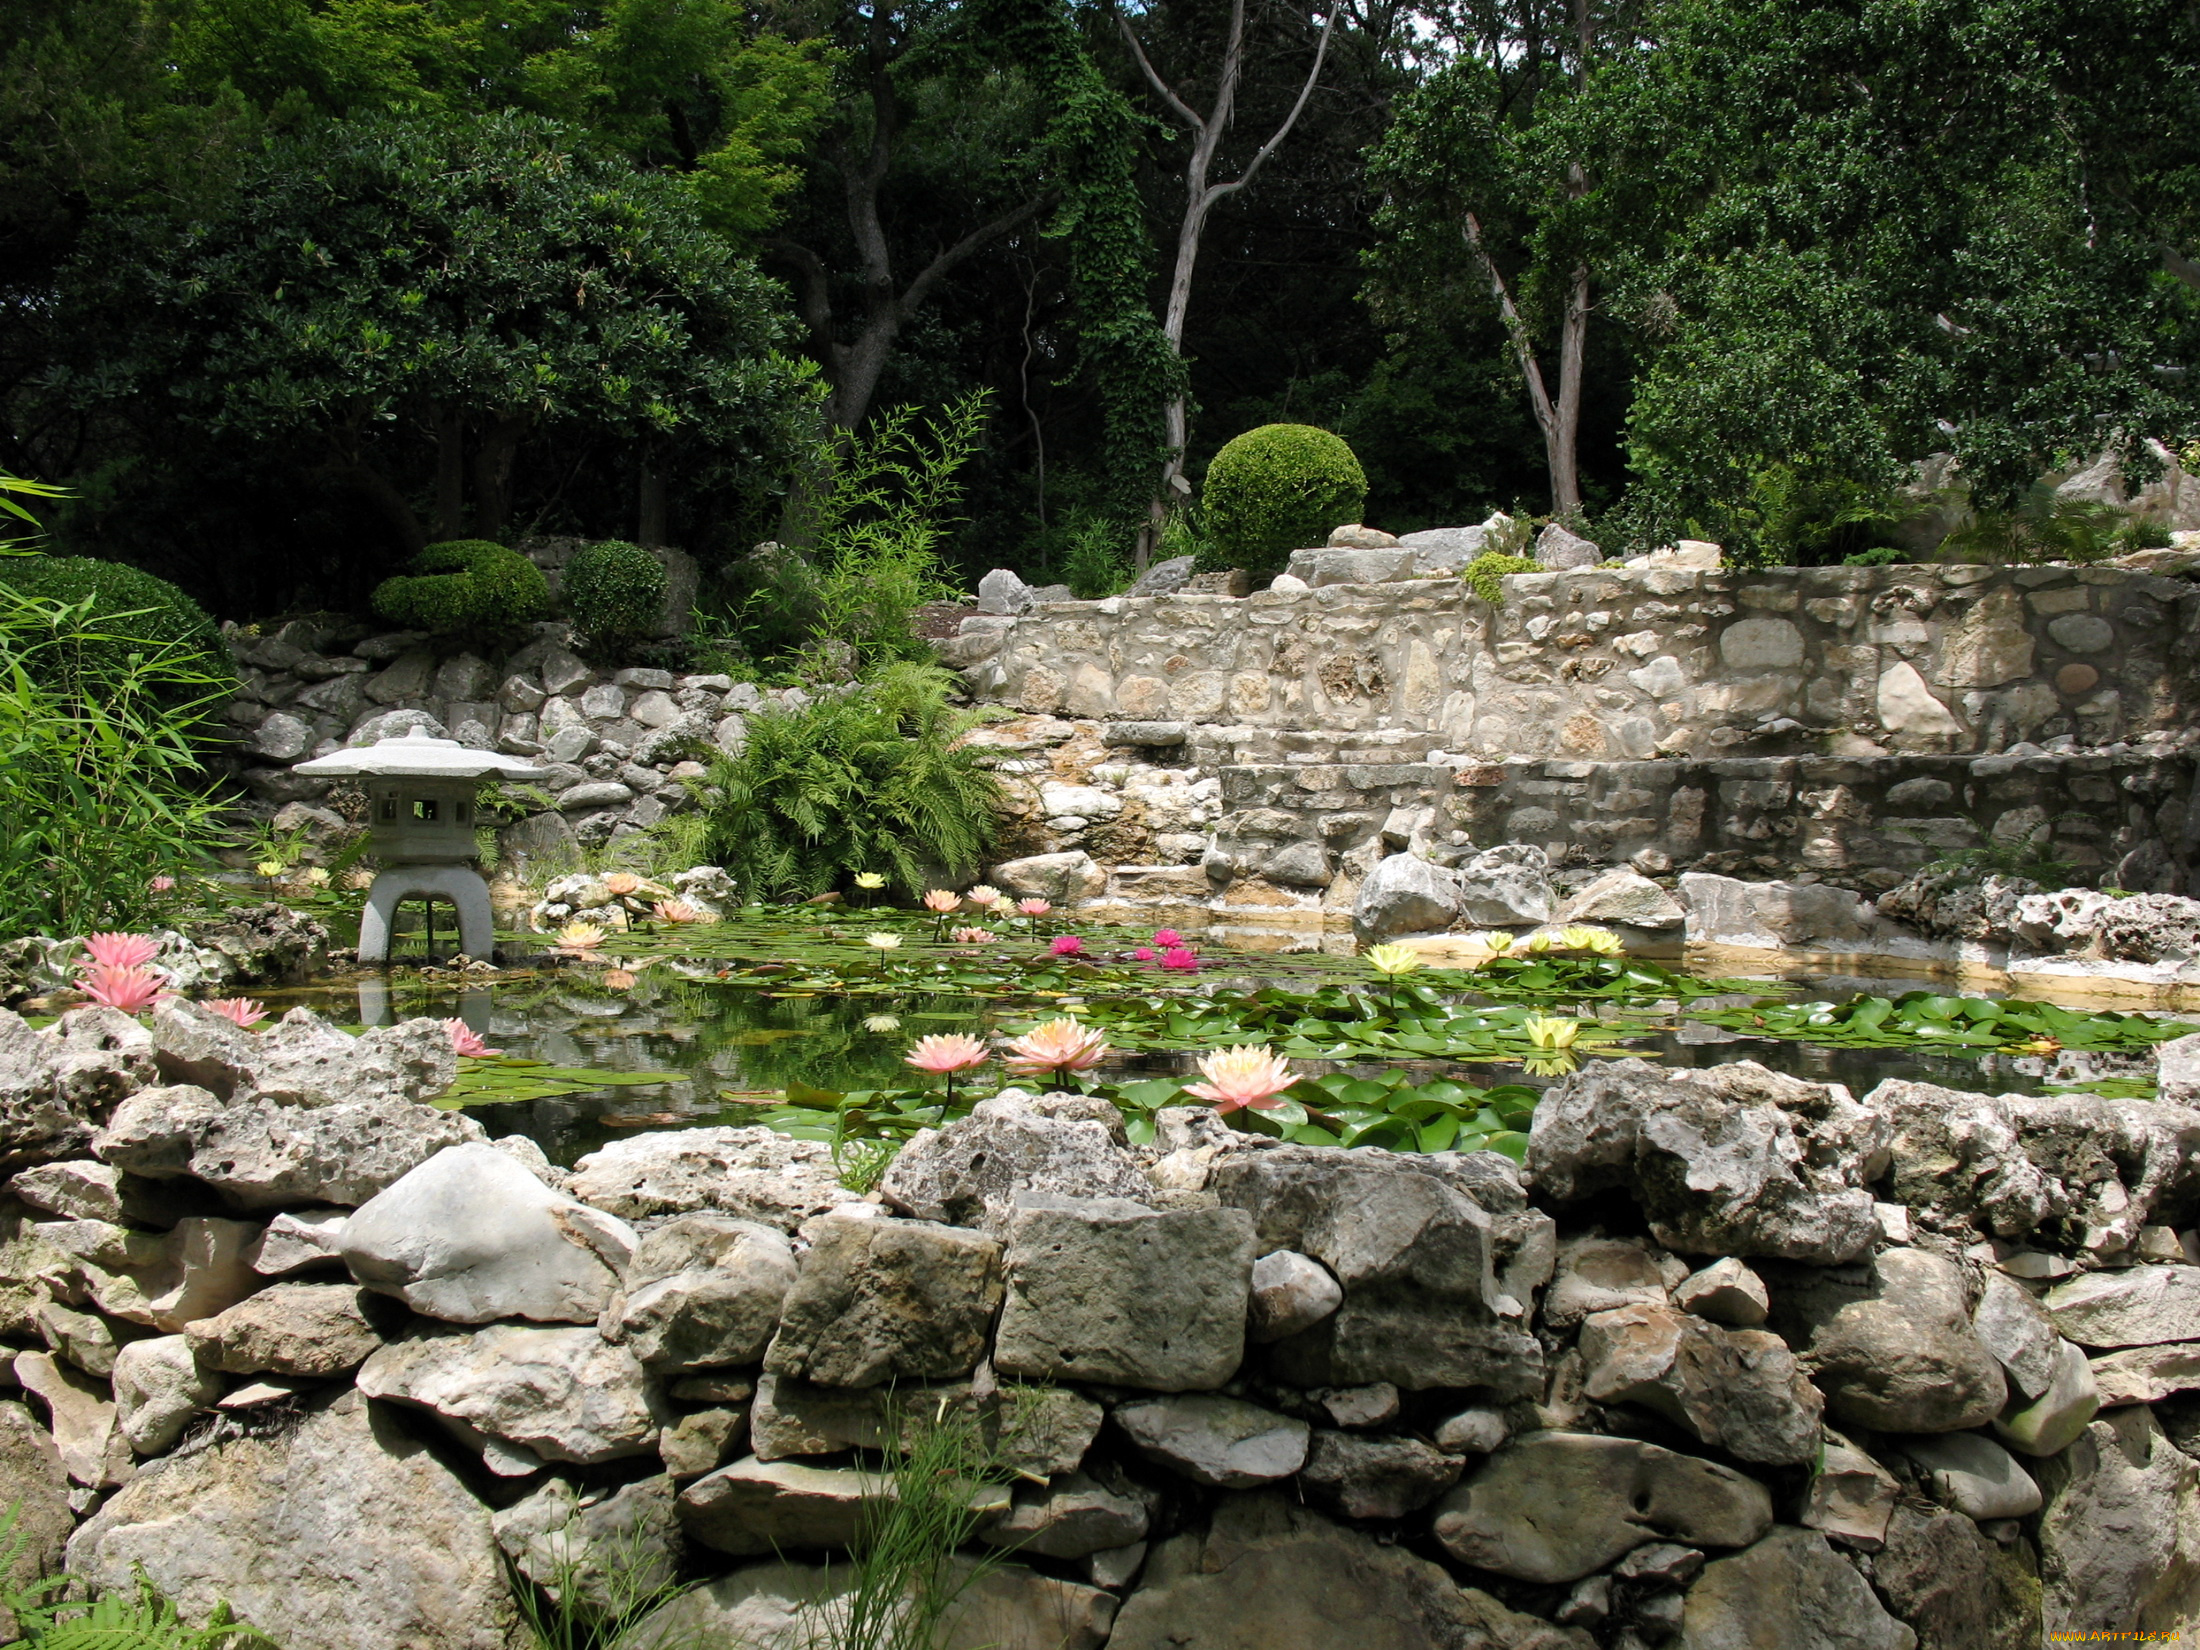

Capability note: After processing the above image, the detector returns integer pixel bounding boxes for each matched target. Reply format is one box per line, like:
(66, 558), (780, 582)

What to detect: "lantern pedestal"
(358, 864), (496, 965)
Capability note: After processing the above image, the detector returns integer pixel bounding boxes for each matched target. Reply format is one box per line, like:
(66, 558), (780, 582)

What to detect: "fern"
(0, 1508), (266, 1650)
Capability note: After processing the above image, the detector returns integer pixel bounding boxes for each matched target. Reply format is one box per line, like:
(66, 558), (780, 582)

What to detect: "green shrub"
(369, 540), (549, 636)
(562, 539), (667, 654)
(1198, 424), (1368, 576)
(1460, 552), (1540, 603)
(699, 661), (1001, 899)
(0, 556), (222, 686)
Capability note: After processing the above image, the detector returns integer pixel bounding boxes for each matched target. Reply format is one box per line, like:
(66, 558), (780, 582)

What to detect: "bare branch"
(1463, 211), (1558, 441)
(764, 238), (840, 366)
(899, 195), (1054, 320)
(1206, 4), (1338, 208)
(1116, 11), (1204, 128)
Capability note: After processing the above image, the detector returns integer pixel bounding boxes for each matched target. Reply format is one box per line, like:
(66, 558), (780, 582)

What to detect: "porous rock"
(357, 1320), (668, 1464)
(1680, 1526), (1917, 1650)
(877, 1093), (1151, 1230)
(1529, 1059), (1888, 1265)
(0, 1005), (158, 1169)
(1432, 1431), (1774, 1584)
(184, 1281), (386, 1377)
(993, 1194), (1254, 1391)
(567, 1126), (865, 1229)
(1765, 1248), (2006, 1432)
(1450, 842), (1556, 926)
(601, 1214), (795, 1371)
(67, 1389), (527, 1650)
(764, 1213), (1001, 1388)
(341, 1142), (634, 1324)
(1543, 1233), (1669, 1328)
(151, 1001), (451, 1109)
(1112, 1394), (1310, 1489)
(1577, 1303), (1822, 1464)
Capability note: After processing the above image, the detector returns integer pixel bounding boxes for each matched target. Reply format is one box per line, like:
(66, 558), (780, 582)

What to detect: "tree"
(48, 113), (811, 565)
(1115, 0), (1337, 564)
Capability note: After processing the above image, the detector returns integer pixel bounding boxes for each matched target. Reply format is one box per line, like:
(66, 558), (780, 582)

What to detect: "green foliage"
(1695, 991), (2182, 1055)
(503, 1502), (698, 1650)
(1459, 552), (1540, 604)
(1940, 483), (2133, 566)
(1199, 424), (1368, 575)
(2, 1504), (267, 1647)
(561, 541), (667, 656)
(699, 661), (1002, 899)
(0, 557), (221, 688)
(1048, 511), (1135, 598)
(0, 581), (231, 938)
(370, 541), (549, 638)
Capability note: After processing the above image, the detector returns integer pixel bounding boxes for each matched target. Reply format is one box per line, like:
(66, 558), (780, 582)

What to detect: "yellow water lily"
(1523, 929), (1559, 953)
(255, 859), (286, 879)
(1560, 925), (1625, 956)
(1363, 943), (1423, 977)
(556, 921), (607, 952)
(853, 872), (887, 889)
(1468, 930), (1515, 957)
(1521, 1013), (1582, 1076)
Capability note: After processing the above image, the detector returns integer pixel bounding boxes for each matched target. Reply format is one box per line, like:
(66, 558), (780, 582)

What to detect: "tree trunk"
(472, 413), (527, 541)
(432, 407), (465, 541)
(1464, 213), (1587, 519)
(638, 456), (668, 545)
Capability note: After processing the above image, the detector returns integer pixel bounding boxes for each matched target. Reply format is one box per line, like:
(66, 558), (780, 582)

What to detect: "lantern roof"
(293, 729), (549, 782)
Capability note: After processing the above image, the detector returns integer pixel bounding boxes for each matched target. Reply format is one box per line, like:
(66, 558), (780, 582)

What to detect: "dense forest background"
(2, 0), (2197, 621)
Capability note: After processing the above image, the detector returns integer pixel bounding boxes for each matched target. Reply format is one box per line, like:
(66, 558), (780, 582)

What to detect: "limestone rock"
(1109, 1492), (1547, 1650)
(1431, 1431), (1774, 1584)
(993, 1194), (1254, 1391)
(1681, 1526), (1916, 1650)
(567, 1126), (864, 1229)
(1897, 1432), (2042, 1520)
(1247, 1248), (1342, 1343)
(1766, 1248), (2006, 1432)
(1112, 1394), (1309, 1488)
(1284, 546), (1416, 586)
(1868, 1503), (2044, 1650)
(990, 850), (1107, 903)
(749, 1372), (1100, 1477)
(983, 1468), (1152, 1559)
(1127, 555), (1197, 597)
(1209, 1147), (1551, 1394)
(1534, 522), (1600, 569)
(1994, 1338), (2099, 1457)
(934, 1562), (1117, 1650)
(1, 1005), (159, 1170)
(678, 1456), (899, 1555)
(629, 1558), (1113, 1650)
(2034, 1405), (2200, 1635)
(358, 1321), (667, 1464)
(1802, 1428), (1900, 1550)
(1451, 842), (1556, 926)
(1673, 1256), (1769, 1327)
(660, 1406), (748, 1479)
(341, 1142), (633, 1324)
(1677, 873), (1879, 949)
(764, 1213), (1001, 1388)
(152, 1002), (451, 1109)
(492, 1476), (681, 1616)
(1433, 1405), (1510, 1456)
(2043, 1263), (2200, 1347)
(601, 1214), (795, 1372)
(1299, 1430), (1464, 1519)
(252, 1208), (351, 1276)
(1971, 1269), (2060, 1397)
(36, 1212), (263, 1332)
(0, 1399), (72, 1639)
(111, 1333), (221, 1454)
(9, 1159), (201, 1227)
(184, 1281), (386, 1377)
(67, 1389), (527, 1650)
(1544, 1234), (1670, 1328)
(977, 567), (1036, 614)
(1577, 1303), (1822, 1464)
(2088, 1340), (2200, 1406)
(1528, 1059), (1887, 1265)
(1864, 1079), (2055, 1239)
(877, 1094), (1151, 1231)
(1350, 853), (1462, 942)
(1553, 867), (1687, 929)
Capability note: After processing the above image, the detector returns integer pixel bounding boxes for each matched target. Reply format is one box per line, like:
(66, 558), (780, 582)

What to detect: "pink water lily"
(1017, 898), (1052, 917)
(1003, 1018), (1109, 1083)
(1048, 935), (1085, 957)
(1184, 1045), (1298, 1114)
(1132, 947), (1157, 962)
(79, 965), (170, 1015)
(1151, 929), (1183, 948)
(204, 997), (268, 1029)
(444, 1018), (503, 1058)
(83, 933), (160, 971)
(950, 927), (997, 945)
(1159, 946), (1201, 973)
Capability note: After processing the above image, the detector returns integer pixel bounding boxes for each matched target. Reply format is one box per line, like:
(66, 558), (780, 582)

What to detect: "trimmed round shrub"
(562, 539), (667, 653)
(1198, 424), (1368, 576)
(370, 540), (549, 636)
(0, 555), (223, 683)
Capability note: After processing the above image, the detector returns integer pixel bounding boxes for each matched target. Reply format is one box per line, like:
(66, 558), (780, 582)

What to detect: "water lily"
(1132, 947), (1157, 962)
(1470, 930), (1516, 957)
(1152, 929), (1184, 948)
(149, 876), (176, 893)
(949, 926), (997, 945)
(854, 872), (888, 889)
(652, 899), (707, 924)
(203, 997), (268, 1029)
(1003, 1017), (1109, 1083)
(1049, 935), (1085, 957)
(444, 1017), (503, 1058)
(1521, 1014), (1582, 1076)
(1364, 943), (1422, 976)
(862, 1014), (902, 1033)
(556, 921), (607, 953)
(1184, 1044), (1298, 1114)
(303, 866), (332, 888)
(604, 872), (643, 897)
(79, 964), (169, 1015)
(1159, 946), (1201, 973)
(83, 933), (160, 971)
(1559, 925), (1624, 956)
(603, 969), (638, 990)
(922, 888), (960, 937)
(865, 931), (902, 974)
(965, 884), (1004, 909)
(255, 859), (286, 880)
(905, 1033), (990, 1101)
(1523, 929), (1559, 954)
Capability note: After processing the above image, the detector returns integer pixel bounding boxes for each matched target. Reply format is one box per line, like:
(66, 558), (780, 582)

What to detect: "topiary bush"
(369, 540), (549, 636)
(562, 539), (668, 655)
(1197, 424), (1368, 576)
(0, 555), (224, 685)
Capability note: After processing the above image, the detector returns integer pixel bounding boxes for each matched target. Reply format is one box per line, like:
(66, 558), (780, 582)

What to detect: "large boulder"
(1208, 1146), (1551, 1394)
(601, 1214), (796, 1372)
(357, 1321), (668, 1465)
(1764, 1248), (2005, 1432)
(1867, 1504), (2043, 1650)
(992, 1194), (1255, 1392)
(567, 1126), (866, 1229)
(1350, 853), (1463, 943)
(1108, 1492), (1576, 1650)
(989, 850), (1107, 903)
(1450, 843), (1556, 926)
(1431, 1431), (1774, 1585)
(2034, 1405), (2200, 1635)
(67, 1390), (528, 1650)
(877, 1094), (1152, 1231)
(763, 1213), (1002, 1388)
(1529, 1060), (1887, 1265)
(340, 1142), (635, 1324)
(1680, 1526), (1917, 1650)
(183, 1281), (387, 1377)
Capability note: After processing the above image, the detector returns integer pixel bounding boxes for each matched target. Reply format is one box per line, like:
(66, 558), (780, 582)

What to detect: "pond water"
(252, 907), (2183, 1168)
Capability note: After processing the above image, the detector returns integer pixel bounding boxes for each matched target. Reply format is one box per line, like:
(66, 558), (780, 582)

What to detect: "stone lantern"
(293, 729), (548, 964)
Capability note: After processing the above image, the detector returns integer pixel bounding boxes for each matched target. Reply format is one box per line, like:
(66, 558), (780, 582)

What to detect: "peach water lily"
(949, 926), (997, 945)
(964, 885), (1004, 909)
(652, 899), (707, 924)
(556, 921), (608, 953)
(923, 888), (960, 936)
(1184, 1045), (1298, 1114)
(905, 1032), (990, 1101)
(1003, 1017), (1109, 1083)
